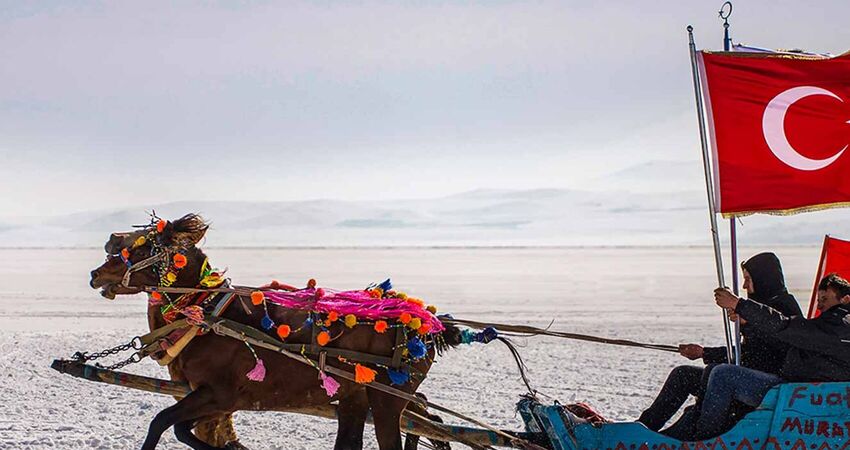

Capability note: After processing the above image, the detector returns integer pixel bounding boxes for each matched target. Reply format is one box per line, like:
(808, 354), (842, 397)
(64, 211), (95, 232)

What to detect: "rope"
(444, 317), (678, 353)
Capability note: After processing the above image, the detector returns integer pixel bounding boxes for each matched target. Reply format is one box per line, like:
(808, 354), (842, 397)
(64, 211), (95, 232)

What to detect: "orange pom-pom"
(156, 220), (167, 233)
(327, 311), (339, 322)
(250, 291), (265, 305)
(307, 278), (317, 289)
(277, 324), (291, 339)
(317, 331), (330, 346)
(354, 364), (377, 384)
(120, 248), (130, 259)
(418, 323), (432, 335)
(172, 253), (187, 269)
(374, 320), (388, 333)
(399, 313), (412, 325)
(406, 297), (425, 307)
(150, 291), (162, 300)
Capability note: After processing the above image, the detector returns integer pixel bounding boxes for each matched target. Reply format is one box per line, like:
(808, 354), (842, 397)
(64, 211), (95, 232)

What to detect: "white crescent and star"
(762, 86), (850, 171)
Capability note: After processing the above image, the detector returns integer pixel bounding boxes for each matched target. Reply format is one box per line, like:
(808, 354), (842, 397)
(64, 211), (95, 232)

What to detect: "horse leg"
(334, 389), (370, 450)
(366, 388), (408, 450)
(194, 414), (242, 448)
(174, 420), (226, 450)
(141, 386), (221, 450)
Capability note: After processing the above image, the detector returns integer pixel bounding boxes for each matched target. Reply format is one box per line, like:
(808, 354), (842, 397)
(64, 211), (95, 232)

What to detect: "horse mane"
(167, 213), (210, 247)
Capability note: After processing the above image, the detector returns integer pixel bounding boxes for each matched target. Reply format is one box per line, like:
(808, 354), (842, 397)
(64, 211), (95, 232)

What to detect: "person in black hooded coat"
(637, 252), (801, 438)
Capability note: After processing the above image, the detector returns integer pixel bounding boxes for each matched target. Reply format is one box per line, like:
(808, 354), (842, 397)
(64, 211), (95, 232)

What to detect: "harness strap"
(206, 316), (538, 449)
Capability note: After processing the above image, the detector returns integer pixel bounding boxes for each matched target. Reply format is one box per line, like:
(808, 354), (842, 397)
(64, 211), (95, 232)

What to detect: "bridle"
(120, 248), (170, 288)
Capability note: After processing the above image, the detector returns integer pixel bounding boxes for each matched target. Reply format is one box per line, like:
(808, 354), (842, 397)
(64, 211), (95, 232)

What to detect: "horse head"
(89, 213), (210, 299)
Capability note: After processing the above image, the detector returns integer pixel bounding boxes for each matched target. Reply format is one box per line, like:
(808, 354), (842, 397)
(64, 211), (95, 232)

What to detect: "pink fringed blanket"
(263, 288), (445, 334)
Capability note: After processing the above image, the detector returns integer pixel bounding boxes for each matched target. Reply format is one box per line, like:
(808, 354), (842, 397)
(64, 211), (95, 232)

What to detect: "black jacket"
(703, 253), (802, 374)
(736, 299), (850, 382)
(703, 292), (801, 373)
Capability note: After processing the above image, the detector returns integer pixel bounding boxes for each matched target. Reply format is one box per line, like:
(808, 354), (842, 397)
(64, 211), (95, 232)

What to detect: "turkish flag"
(697, 51), (850, 216)
(808, 235), (850, 318)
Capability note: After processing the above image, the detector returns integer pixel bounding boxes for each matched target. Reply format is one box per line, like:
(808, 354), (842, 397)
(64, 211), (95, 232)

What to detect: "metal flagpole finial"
(719, 2), (733, 24)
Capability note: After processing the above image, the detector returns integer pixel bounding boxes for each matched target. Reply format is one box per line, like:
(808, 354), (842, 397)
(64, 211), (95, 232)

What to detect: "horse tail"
(434, 318), (463, 355)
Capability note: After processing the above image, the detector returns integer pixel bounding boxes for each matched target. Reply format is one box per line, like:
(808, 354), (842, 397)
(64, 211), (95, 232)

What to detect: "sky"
(3, 0), (850, 219)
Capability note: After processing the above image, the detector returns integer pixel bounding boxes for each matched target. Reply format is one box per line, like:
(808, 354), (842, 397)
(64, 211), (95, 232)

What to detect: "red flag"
(808, 235), (850, 318)
(697, 51), (850, 217)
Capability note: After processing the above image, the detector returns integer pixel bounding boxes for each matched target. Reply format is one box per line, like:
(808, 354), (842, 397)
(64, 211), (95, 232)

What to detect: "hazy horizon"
(5, 1), (850, 219)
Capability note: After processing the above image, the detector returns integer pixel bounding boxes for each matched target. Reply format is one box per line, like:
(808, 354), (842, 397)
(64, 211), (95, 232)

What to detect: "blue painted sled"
(520, 382), (850, 450)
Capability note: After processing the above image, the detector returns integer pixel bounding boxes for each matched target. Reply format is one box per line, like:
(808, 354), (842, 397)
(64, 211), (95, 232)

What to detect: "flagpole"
(808, 235), (829, 318)
(688, 25), (735, 363)
(720, 0), (742, 366)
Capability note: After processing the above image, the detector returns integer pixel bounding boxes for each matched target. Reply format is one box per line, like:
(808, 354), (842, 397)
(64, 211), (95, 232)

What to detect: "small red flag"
(697, 51), (850, 217)
(808, 235), (850, 318)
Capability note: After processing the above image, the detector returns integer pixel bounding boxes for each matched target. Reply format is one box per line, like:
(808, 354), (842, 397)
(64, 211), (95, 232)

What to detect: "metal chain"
(71, 336), (144, 370)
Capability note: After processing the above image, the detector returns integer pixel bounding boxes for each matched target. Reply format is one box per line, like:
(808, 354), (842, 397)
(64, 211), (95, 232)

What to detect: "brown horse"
(89, 214), (461, 450)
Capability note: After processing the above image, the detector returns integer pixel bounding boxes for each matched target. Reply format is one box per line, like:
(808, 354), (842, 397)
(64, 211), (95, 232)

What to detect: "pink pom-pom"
(320, 372), (340, 397)
(246, 359), (266, 382)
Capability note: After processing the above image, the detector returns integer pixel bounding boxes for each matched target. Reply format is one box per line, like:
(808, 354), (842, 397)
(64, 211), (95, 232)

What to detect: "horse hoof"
(225, 441), (251, 450)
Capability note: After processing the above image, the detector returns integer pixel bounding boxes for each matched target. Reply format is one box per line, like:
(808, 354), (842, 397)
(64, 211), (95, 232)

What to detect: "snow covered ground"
(0, 246), (824, 449)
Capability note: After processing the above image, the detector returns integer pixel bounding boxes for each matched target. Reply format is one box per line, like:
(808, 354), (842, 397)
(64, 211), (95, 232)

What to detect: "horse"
(89, 214), (461, 450)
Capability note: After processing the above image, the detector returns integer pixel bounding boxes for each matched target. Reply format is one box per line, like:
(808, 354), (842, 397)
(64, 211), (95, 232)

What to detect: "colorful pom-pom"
(374, 320), (388, 333)
(246, 359), (266, 382)
(317, 331), (330, 346)
(315, 288), (325, 299)
(165, 272), (178, 283)
(387, 368), (410, 386)
(396, 292), (408, 300)
(354, 364), (377, 384)
(418, 323), (432, 335)
(406, 297), (425, 307)
(150, 291), (162, 300)
(320, 372), (340, 397)
(368, 289), (383, 298)
(156, 220), (167, 233)
(327, 311), (339, 322)
(344, 314), (357, 328)
(120, 248), (130, 259)
(277, 324), (291, 339)
(261, 315), (275, 330)
(408, 317), (422, 330)
(250, 291), (265, 305)
(407, 337), (427, 359)
(133, 236), (146, 247)
(173, 253), (187, 269)
(307, 278), (317, 289)
(426, 305), (437, 314)
(399, 313), (412, 325)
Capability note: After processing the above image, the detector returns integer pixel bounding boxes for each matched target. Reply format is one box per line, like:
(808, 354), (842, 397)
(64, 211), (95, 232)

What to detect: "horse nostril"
(90, 269), (99, 282)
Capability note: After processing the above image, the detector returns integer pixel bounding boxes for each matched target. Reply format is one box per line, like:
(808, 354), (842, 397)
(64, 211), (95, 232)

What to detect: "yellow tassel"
(344, 314), (357, 328)
(354, 364), (377, 384)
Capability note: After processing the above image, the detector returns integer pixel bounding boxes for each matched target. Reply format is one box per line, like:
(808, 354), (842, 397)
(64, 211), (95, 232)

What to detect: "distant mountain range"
(3, 160), (848, 247)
